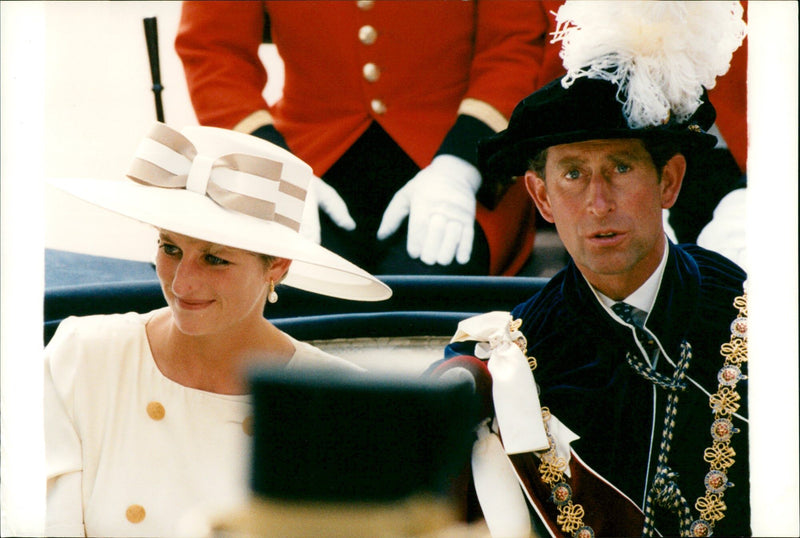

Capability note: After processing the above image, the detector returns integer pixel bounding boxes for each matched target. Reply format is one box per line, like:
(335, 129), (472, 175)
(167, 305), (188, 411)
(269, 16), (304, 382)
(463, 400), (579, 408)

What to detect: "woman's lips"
(175, 297), (214, 310)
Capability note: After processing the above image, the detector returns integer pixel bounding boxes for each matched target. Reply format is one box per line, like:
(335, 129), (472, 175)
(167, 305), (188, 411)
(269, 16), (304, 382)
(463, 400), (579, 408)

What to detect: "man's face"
(525, 138), (685, 299)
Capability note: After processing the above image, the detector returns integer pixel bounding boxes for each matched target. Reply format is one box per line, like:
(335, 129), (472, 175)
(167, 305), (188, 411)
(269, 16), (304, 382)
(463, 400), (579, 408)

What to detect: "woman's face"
(155, 230), (289, 337)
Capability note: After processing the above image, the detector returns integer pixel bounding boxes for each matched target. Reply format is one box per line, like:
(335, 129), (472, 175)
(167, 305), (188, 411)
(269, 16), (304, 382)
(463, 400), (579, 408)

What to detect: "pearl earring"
(268, 279), (278, 304)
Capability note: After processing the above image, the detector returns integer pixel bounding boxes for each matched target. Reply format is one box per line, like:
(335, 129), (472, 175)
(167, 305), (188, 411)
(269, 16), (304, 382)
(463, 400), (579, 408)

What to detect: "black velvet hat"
(247, 367), (478, 502)
(478, 76), (718, 186)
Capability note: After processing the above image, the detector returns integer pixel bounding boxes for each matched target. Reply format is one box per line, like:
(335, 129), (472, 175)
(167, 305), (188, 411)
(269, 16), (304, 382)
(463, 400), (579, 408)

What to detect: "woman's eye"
(205, 254), (229, 266)
(159, 242), (181, 257)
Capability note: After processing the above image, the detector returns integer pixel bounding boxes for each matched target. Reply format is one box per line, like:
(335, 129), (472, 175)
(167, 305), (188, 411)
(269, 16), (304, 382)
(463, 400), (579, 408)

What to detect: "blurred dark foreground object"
(210, 368), (484, 537)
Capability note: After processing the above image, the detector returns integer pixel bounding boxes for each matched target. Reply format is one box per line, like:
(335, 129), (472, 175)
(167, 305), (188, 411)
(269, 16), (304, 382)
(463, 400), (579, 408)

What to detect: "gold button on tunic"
(358, 25), (377, 45)
(362, 62), (381, 83)
(370, 99), (387, 115)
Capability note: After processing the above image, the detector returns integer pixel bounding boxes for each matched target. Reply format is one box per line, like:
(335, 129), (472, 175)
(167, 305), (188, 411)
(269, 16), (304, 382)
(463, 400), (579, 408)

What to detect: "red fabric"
(510, 451), (646, 537)
(707, 1), (748, 173)
(431, 355), (494, 419)
(176, 2), (269, 133)
(175, 1), (549, 275)
(533, 1), (569, 89)
(433, 353), (647, 534)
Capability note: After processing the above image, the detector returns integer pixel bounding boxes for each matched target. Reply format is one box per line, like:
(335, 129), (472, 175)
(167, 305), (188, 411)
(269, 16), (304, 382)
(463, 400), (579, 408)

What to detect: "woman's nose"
(171, 258), (200, 295)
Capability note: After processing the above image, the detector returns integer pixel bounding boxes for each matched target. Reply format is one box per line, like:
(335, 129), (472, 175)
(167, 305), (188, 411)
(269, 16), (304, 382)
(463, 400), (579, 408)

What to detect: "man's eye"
(565, 169), (581, 180)
(205, 254), (229, 266)
(616, 163), (631, 173)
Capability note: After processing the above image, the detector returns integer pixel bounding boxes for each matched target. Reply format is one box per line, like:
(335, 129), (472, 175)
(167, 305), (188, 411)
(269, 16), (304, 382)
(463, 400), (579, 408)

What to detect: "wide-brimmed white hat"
(49, 122), (391, 301)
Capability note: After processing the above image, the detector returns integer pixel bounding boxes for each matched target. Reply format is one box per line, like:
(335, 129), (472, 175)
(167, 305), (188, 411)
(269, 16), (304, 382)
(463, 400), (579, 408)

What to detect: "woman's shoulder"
(45, 309), (161, 377)
(284, 336), (365, 372)
(55, 310), (153, 332)
(47, 310), (156, 348)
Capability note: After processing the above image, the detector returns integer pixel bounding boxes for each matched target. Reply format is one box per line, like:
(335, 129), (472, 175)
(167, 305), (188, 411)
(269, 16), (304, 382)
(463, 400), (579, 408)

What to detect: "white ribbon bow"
(471, 419), (533, 538)
(451, 311), (549, 454)
(451, 312), (585, 538)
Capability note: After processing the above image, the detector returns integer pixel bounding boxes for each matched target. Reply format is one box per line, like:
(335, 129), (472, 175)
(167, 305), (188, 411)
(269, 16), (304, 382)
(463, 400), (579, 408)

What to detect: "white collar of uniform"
(590, 238), (669, 323)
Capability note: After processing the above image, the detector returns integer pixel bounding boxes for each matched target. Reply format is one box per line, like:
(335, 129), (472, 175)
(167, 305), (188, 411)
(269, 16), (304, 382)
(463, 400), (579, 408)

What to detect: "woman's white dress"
(44, 309), (359, 537)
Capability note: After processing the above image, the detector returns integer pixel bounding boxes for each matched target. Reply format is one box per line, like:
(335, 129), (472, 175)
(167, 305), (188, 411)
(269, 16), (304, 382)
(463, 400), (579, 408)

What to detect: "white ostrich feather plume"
(552, 1), (746, 128)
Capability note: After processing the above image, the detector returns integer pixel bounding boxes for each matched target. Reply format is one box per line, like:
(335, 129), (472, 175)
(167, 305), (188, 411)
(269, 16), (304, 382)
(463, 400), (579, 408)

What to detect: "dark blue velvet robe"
(449, 243), (750, 536)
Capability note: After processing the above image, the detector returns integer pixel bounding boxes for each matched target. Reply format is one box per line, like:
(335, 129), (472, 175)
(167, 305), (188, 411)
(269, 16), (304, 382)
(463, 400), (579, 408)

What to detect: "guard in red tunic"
(175, 1), (549, 275)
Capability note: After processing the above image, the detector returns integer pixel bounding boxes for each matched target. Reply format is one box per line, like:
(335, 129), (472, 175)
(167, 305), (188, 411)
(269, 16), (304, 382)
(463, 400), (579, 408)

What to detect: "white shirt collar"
(591, 239), (669, 321)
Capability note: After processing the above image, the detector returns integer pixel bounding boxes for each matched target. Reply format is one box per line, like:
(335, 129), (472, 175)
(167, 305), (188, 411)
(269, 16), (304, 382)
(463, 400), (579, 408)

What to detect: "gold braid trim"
(689, 293), (748, 537)
(511, 318), (593, 537)
(538, 407), (594, 537)
(515, 310), (595, 538)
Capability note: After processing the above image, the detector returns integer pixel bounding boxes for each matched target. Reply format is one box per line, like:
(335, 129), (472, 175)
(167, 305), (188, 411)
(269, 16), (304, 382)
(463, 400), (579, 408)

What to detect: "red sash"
(434, 354), (646, 536)
(509, 450), (645, 537)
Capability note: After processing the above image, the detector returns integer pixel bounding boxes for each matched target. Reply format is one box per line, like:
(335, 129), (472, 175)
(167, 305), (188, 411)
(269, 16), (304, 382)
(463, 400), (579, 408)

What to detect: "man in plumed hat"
(437, 3), (750, 536)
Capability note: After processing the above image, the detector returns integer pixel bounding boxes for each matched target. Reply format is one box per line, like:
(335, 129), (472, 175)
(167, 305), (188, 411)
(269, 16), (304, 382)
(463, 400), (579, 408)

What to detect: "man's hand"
(300, 176), (356, 243)
(377, 155), (481, 265)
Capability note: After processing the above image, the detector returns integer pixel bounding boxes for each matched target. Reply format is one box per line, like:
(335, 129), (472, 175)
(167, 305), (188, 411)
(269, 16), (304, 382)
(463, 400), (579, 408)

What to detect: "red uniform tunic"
(176, 1), (549, 275)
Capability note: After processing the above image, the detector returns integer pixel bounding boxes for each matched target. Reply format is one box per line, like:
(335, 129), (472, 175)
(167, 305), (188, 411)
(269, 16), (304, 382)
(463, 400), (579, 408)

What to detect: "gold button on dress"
(126, 504), (146, 524)
(146, 401), (165, 421)
(242, 415), (254, 436)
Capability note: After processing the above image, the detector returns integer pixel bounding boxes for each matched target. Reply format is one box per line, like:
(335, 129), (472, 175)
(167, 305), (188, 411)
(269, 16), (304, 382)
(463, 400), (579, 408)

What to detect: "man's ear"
(659, 153), (686, 209)
(524, 171), (555, 223)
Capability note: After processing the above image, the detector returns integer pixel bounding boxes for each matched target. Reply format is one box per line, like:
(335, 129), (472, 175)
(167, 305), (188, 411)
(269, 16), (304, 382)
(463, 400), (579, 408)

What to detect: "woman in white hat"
(44, 123), (391, 537)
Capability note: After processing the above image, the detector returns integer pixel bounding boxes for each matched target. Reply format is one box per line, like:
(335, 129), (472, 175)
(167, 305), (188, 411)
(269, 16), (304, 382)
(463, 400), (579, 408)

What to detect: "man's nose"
(586, 173), (615, 216)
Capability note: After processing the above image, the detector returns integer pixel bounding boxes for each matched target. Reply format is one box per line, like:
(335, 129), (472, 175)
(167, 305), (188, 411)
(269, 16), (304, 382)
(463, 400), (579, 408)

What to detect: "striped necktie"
(612, 302), (660, 367)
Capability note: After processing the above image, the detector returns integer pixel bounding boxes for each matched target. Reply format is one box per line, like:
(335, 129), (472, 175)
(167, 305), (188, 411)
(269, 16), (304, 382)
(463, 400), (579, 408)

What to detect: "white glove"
(697, 188), (747, 270)
(377, 154), (481, 266)
(300, 176), (356, 244)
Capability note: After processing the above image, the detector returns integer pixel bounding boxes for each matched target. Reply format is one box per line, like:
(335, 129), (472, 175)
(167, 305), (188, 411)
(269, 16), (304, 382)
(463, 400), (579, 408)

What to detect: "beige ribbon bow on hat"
(127, 123), (307, 232)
